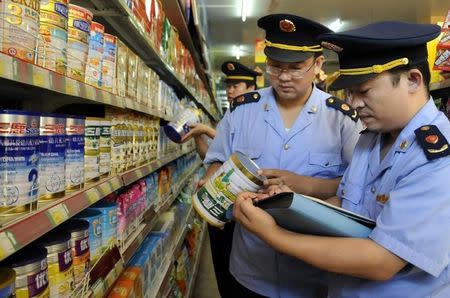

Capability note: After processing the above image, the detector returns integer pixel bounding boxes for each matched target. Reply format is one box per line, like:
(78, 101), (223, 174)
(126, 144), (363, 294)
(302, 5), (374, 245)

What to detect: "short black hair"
(388, 61), (431, 94)
(245, 81), (257, 89)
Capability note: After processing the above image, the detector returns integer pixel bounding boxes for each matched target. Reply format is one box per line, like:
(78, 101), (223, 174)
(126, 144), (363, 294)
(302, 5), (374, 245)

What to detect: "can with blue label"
(0, 268), (15, 298)
(89, 201), (117, 249)
(74, 209), (102, 263)
(163, 107), (200, 143)
(65, 116), (85, 191)
(0, 110), (40, 215)
(39, 114), (66, 201)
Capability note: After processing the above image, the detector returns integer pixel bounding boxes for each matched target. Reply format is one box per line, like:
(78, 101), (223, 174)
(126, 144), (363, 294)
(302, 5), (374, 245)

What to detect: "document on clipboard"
(255, 192), (375, 238)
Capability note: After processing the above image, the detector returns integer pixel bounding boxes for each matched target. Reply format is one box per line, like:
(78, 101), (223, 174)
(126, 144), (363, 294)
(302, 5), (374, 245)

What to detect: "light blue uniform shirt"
(205, 85), (362, 297)
(332, 99), (450, 298)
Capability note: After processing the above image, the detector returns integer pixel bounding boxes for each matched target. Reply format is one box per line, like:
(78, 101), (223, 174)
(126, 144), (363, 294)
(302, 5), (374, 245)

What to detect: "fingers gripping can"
(163, 107), (200, 143)
(193, 152), (264, 227)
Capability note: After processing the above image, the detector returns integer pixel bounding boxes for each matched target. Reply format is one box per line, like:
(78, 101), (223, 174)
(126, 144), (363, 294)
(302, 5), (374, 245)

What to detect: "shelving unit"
(186, 221), (208, 298)
(76, 0), (220, 122)
(0, 149), (195, 262)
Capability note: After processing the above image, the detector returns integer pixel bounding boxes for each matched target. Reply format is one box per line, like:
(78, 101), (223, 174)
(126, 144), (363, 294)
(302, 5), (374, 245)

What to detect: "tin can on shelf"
(67, 4), (92, 81)
(89, 201), (117, 250)
(193, 152), (264, 227)
(39, 114), (66, 201)
(37, 231), (74, 297)
(65, 116), (85, 191)
(84, 117), (101, 183)
(56, 219), (90, 286)
(38, 0), (69, 75)
(85, 22), (104, 88)
(74, 209), (102, 263)
(0, 0), (40, 63)
(99, 120), (111, 178)
(0, 110), (40, 215)
(2, 245), (50, 298)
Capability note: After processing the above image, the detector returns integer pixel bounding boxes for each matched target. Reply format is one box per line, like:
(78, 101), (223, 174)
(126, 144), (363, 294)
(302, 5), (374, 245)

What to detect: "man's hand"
(259, 169), (303, 190)
(181, 123), (216, 143)
(233, 192), (277, 236)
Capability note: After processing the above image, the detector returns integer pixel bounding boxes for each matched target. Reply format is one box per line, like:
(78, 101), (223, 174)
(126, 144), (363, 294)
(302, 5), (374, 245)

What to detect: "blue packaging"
(74, 209), (102, 262)
(0, 110), (40, 210)
(65, 116), (85, 190)
(88, 201), (117, 249)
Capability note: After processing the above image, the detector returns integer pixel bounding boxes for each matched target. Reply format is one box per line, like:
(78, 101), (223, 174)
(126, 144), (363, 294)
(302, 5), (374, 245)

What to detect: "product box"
(127, 49), (139, 99)
(116, 40), (129, 98)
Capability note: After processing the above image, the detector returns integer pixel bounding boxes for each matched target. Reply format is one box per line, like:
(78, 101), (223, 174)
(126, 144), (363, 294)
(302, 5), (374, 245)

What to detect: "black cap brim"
(328, 73), (377, 91)
(224, 78), (256, 84)
(265, 47), (314, 63)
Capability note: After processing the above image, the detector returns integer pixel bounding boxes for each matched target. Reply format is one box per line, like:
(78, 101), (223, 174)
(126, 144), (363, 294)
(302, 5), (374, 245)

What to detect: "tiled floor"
(192, 231), (221, 298)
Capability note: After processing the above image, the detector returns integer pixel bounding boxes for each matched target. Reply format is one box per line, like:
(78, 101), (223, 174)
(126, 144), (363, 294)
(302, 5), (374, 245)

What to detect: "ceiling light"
(241, 0), (247, 22)
(329, 18), (343, 32)
(234, 45), (242, 60)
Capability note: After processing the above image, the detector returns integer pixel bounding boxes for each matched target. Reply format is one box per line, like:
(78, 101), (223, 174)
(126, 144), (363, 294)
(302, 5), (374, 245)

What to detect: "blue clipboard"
(256, 192), (375, 238)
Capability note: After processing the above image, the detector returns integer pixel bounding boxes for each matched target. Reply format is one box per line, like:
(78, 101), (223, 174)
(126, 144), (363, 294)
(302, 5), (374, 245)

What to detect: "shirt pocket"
(308, 152), (343, 178)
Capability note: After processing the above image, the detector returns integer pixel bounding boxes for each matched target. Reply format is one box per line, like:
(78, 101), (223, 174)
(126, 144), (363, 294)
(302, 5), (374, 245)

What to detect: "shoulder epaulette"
(325, 96), (359, 122)
(414, 125), (450, 160)
(230, 91), (261, 112)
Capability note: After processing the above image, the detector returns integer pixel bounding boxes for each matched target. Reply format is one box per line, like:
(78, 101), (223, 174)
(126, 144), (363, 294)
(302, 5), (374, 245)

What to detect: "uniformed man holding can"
(203, 14), (362, 297)
(232, 21), (450, 297)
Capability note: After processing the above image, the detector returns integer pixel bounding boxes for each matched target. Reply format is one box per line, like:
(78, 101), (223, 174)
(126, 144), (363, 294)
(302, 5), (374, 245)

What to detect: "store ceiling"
(200, 0), (449, 79)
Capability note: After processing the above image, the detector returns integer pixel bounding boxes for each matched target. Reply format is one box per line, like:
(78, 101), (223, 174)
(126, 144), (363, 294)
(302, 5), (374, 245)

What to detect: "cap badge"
(279, 19), (296, 32)
(321, 41), (343, 52)
(227, 63), (235, 71)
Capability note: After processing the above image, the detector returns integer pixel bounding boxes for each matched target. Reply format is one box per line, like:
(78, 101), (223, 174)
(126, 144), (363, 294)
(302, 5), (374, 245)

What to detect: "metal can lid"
(0, 110), (41, 116)
(1, 246), (47, 268)
(37, 230), (71, 248)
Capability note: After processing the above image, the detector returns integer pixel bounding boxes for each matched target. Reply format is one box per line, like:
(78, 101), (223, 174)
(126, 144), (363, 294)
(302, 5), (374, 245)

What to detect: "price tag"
(46, 203), (70, 226)
(86, 188), (100, 204)
(102, 91), (112, 105)
(98, 182), (112, 196)
(136, 169), (144, 179)
(33, 67), (50, 89)
(85, 85), (95, 100)
(0, 231), (18, 260)
(66, 80), (80, 96)
(0, 54), (13, 79)
(110, 177), (122, 191)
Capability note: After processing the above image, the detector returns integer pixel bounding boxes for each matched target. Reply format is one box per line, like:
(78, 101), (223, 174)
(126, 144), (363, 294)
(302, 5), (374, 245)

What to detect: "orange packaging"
(107, 267), (143, 298)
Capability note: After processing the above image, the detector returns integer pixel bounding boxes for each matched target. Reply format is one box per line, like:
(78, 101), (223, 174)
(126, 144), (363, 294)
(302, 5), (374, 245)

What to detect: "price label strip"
(86, 188), (100, 204)
(0, 231), (18, 261)
(46, 203), (70, 226)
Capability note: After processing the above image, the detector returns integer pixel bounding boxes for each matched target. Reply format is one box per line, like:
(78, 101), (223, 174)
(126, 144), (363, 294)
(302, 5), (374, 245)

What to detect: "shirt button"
(341, 189), (346, 196)
(284, 144), (290, 150)
(370, 187), (376, 193)
(400, 140), (408, 149)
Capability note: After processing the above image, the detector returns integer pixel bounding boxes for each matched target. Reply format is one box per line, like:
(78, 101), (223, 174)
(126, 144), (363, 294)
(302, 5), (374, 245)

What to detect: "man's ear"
(406, 69), (423, 93)
(314, 55), (325, 75)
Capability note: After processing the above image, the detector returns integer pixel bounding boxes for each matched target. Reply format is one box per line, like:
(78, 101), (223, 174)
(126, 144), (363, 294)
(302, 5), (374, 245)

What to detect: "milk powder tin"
(38, 23), (68, 75)
(0, 110), (40, 214)
(99, 120), (111, 177)
(0, 0), (40, 63)
(2, 245), (50, 298)
(193, 152), (264, 227)
(89, 201), (117, 249)
(39, 114), (66, 201)
(37, 231), (74, 297)
(39, 0), (69, 29)
(67, 4), (92, 81)
(65, 116), (85, 191)
(0, 268), (15, 298)
(101, 33), (117, 93)
(74, 209), (102, 263)
(84, 117), (101, 183)
(56, 219), (90, 286)
(163, 107), (200, 143)
(85, 22), (104, 88)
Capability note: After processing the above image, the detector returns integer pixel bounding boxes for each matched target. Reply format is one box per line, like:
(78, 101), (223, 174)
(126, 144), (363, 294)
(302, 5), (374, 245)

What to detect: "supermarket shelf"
(0, 149), (195, 262)
(121, 161), (201, 263)
(163, 0), (213, 99)
(121, 148), (194, 186)
(0, 52), (173, 121)
(430, 78), (450, 98)
(186, 221), (208, 298)
(0, 175), (122, 262)
(148, 204), (196, 298)
(83, 0), (219, 122)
